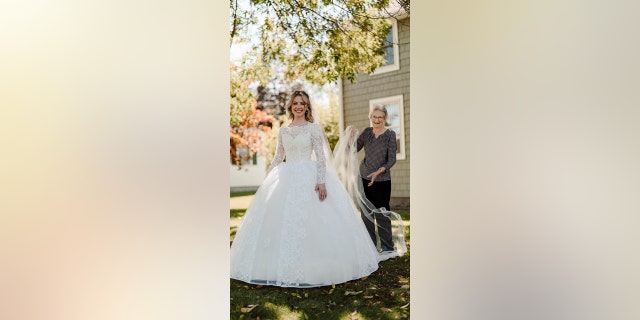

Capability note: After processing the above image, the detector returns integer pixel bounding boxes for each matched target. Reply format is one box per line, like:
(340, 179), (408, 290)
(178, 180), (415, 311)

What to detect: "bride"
(230, 90), (404, 288)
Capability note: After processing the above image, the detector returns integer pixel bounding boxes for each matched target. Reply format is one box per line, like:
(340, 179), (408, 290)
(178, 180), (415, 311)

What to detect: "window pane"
(382, 27), (394, 65)
(384, 103), (400, 127)
(385, 26), (394, 47)
(383, 46), (394, 65)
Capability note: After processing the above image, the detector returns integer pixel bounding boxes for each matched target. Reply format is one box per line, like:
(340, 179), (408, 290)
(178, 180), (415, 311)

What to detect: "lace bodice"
(268, 122), (326, 184)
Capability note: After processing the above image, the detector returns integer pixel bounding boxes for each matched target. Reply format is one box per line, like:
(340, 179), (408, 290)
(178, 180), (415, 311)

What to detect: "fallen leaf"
(240, 304), (258, 313)
(255, 285), (264, 289)
(400, 285), (410, 290)
(344, 290), (363, 296)
(363, 296), (374, 299)
(400, 302), (410, 309)
(380, 307), (393, 312)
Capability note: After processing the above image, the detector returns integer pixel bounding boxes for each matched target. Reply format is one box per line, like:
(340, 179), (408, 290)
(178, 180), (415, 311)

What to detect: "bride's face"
(290, 96), (307, 119)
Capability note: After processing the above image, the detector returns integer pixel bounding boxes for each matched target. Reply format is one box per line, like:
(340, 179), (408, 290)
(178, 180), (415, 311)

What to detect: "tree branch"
(230, 0), (239, 45)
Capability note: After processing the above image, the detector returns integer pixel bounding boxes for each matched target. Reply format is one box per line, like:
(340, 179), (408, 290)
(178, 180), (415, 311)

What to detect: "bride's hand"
(315, 183), (327, 201)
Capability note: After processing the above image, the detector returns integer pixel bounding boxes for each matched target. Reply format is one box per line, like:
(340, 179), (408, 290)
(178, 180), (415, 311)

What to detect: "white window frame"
(372, 19), (400, 75)
(369, 95), (406, 160)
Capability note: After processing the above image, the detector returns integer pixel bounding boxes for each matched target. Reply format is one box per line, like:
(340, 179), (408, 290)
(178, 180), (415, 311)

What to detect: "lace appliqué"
(268, 123), (326, 184)
(276, 163), (311, 286)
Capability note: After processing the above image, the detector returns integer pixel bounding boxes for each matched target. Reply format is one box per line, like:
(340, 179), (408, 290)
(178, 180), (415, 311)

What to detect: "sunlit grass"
(231, 190), (257, 197)
(230, 208), (247, 218)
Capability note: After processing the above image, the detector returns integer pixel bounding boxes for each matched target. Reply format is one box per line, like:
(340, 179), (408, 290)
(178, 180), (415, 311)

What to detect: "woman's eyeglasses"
(371, 116), (385, 120)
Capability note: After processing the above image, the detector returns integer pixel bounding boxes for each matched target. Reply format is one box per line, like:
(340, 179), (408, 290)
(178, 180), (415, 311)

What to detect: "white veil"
(330, 125), (407, 258)
(310, 100), (407, 258)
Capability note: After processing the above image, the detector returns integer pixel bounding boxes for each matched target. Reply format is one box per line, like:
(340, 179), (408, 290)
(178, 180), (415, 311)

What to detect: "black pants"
(360, 178), (394, 251)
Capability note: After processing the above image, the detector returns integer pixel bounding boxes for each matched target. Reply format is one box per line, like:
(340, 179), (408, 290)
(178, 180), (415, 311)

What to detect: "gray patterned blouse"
(356, 127), (397, 181)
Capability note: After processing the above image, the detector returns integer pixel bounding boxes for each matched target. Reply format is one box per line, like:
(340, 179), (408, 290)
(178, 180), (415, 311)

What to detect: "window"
(232, 147), (258, 166)
(373, 19), (399, 74)
(369, 95), (406, 160)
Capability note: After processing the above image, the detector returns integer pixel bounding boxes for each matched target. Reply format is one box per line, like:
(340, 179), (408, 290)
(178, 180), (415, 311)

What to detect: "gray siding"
(341, 17), (410, 199)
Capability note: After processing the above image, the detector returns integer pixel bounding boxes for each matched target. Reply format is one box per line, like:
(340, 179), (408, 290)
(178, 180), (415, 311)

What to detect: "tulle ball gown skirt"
(230, 160), (379, 288)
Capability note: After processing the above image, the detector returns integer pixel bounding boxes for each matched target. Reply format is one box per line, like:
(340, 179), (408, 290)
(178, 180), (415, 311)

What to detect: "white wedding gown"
(230, 122), (380, 287)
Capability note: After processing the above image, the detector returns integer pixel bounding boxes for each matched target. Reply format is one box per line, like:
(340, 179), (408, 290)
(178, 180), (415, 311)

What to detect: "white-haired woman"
(356, 106), (397, 256)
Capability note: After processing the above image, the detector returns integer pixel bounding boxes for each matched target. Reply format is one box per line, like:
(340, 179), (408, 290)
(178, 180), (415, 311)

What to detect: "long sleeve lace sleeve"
(267, 129), (285, 173)
(310, 124), (326, 184)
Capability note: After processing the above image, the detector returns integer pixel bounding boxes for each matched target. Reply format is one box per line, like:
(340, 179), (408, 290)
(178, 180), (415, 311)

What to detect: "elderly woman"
(356, 105), (397, 254)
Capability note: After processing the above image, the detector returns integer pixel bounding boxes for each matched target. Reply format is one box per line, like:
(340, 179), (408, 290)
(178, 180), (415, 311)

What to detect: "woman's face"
(370, 110), (386, 128)
(290, 96), (307, 120)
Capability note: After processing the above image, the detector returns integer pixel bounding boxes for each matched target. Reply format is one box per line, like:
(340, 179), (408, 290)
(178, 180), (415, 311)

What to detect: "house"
(230, 153), (267, 192)
(339, 14), (410, 209)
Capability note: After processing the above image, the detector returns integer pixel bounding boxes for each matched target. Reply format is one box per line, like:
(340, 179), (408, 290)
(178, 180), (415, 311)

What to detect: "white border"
(369, 94), (406, 160)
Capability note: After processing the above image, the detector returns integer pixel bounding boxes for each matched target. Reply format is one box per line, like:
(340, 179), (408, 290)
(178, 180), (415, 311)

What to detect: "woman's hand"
(366, 167), (385, 186)
(315, 183), (327, 201)
(346, 126), (358, 144)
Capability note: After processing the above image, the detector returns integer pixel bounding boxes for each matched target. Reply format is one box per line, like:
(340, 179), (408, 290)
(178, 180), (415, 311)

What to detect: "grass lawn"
(230, 191), (410, 319)
(231, 190), (260, 198)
